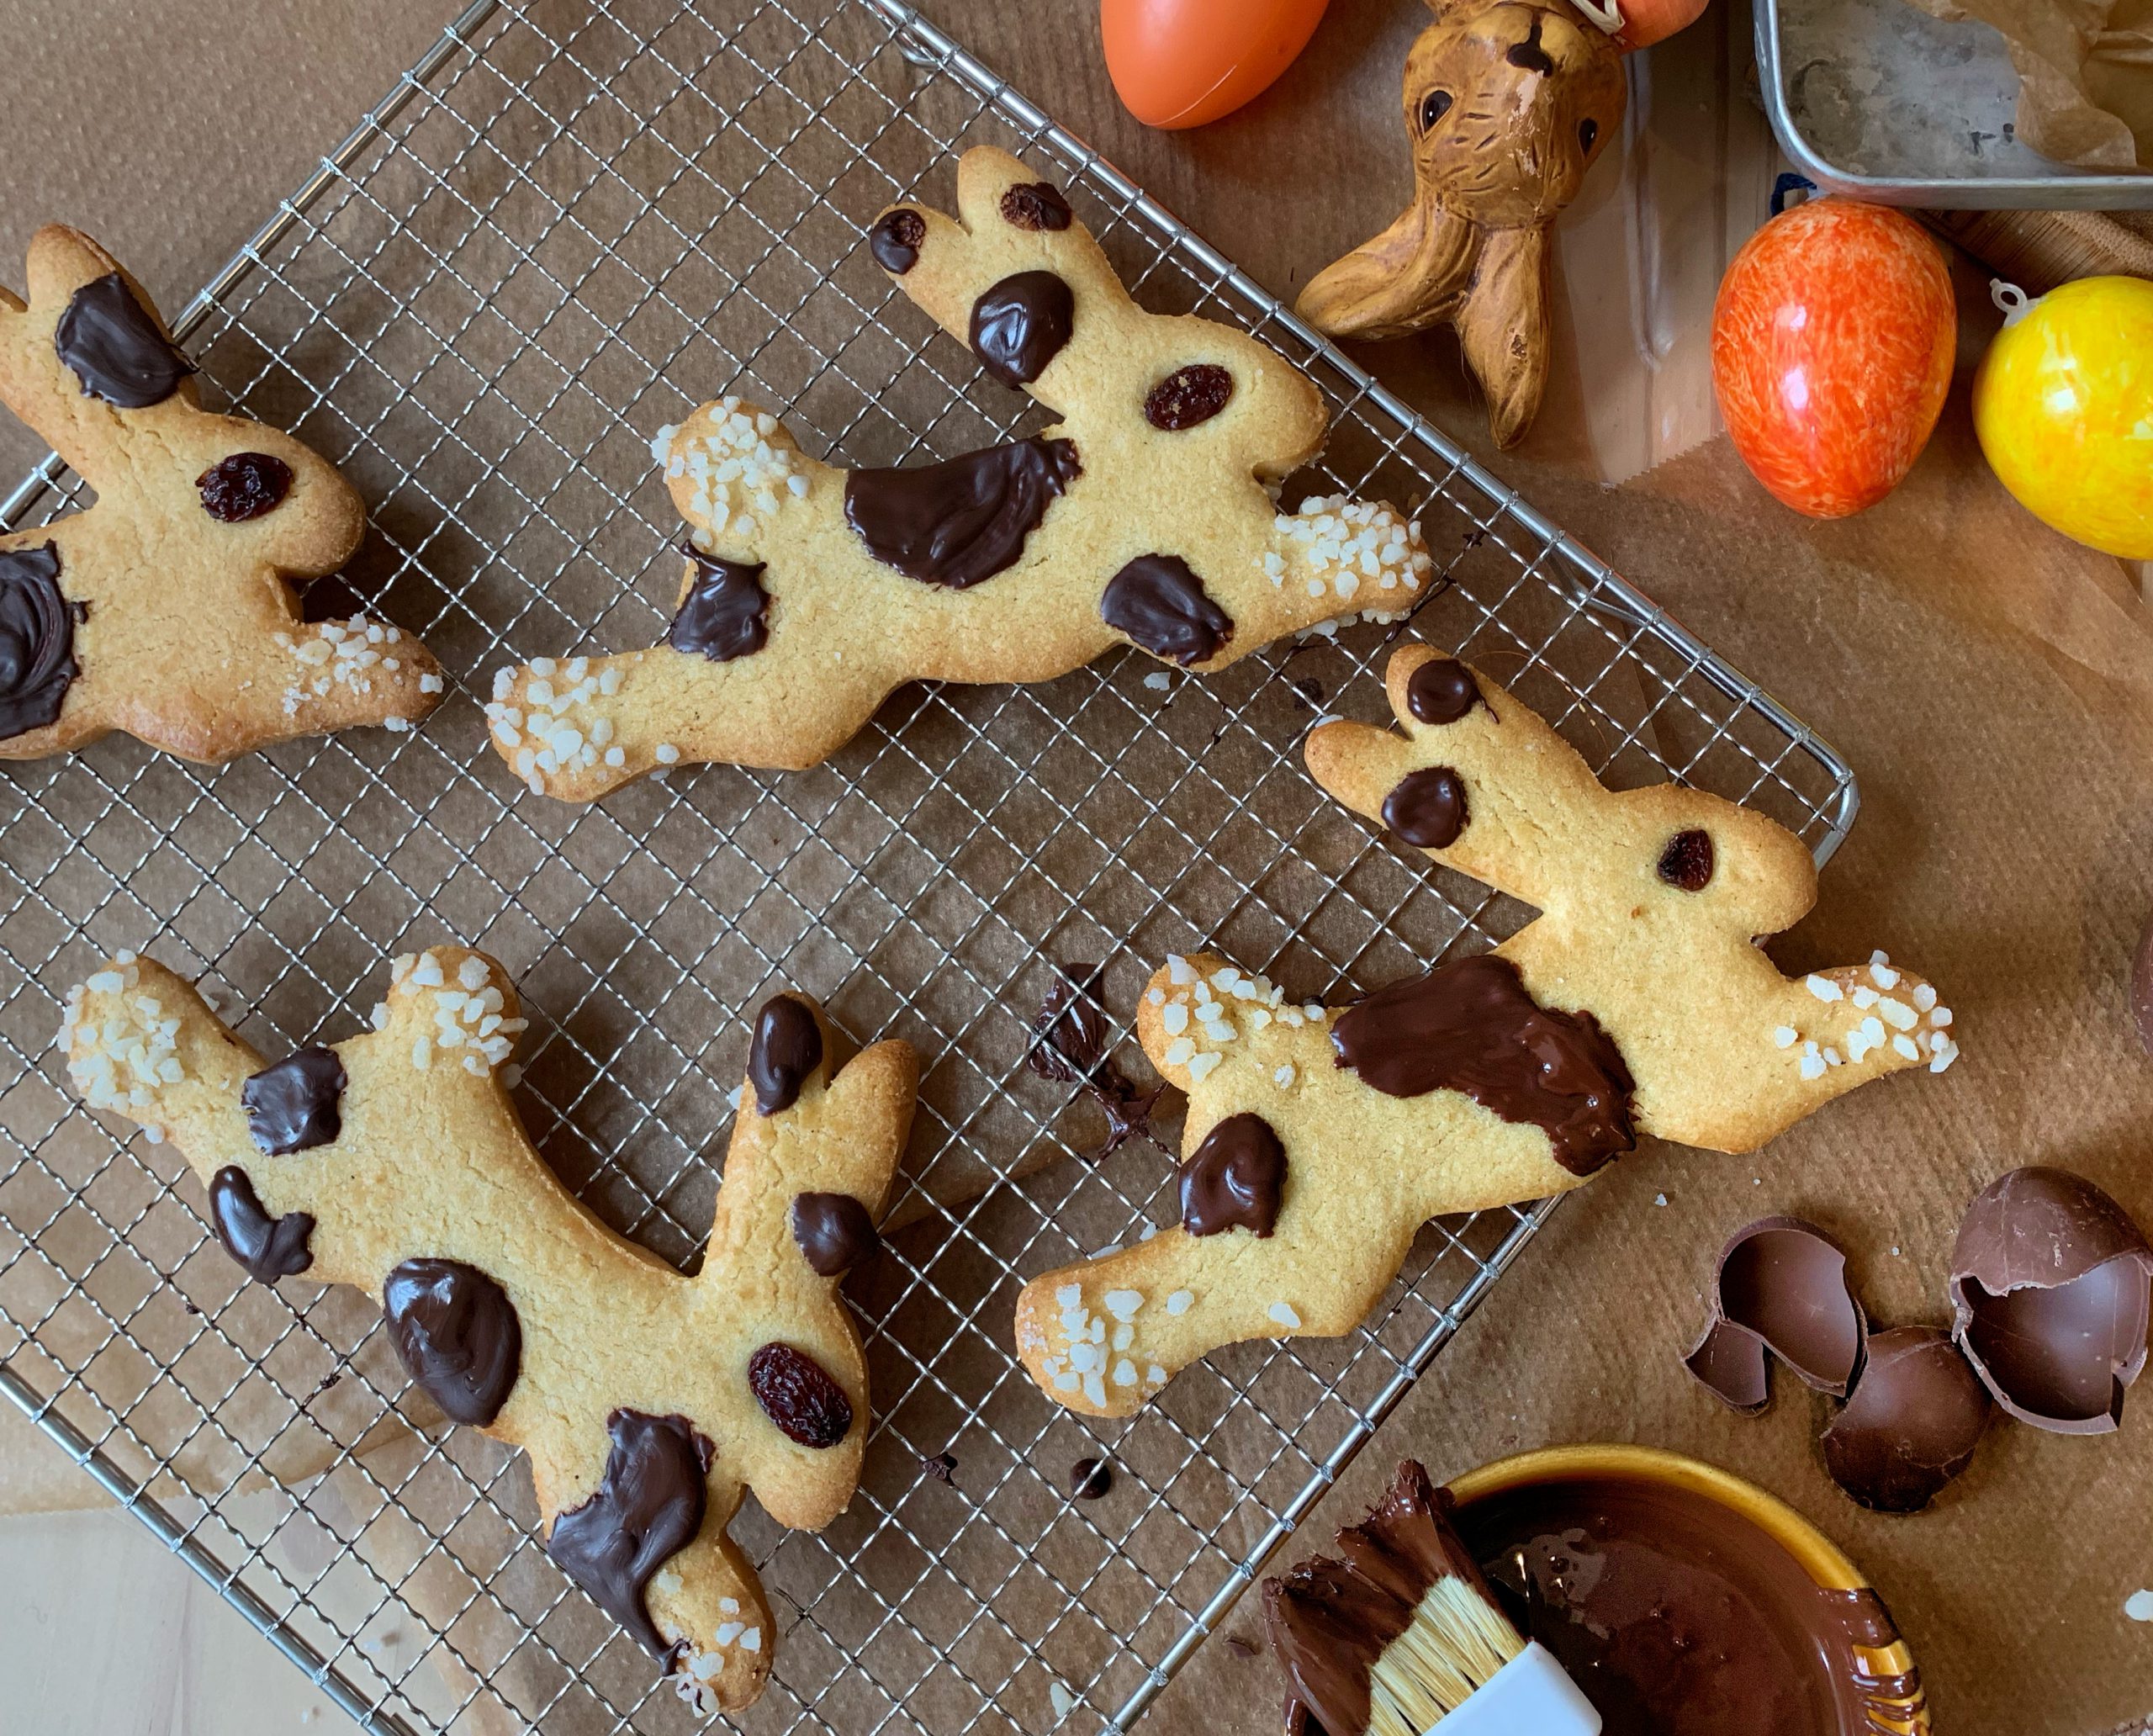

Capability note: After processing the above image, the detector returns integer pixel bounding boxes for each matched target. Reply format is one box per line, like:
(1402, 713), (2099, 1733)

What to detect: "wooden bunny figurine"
(1013, 649), (1958, 1419)
(1297, 0), (1626, 447)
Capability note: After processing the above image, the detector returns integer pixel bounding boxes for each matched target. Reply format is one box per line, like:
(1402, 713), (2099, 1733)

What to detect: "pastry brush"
(1263, 1460), (1600, 1736)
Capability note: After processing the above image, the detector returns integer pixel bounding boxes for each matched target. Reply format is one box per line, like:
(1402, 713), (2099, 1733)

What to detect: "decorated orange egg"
(1102, 0), (1330, 130)
(1711, 198), (1956, 519)
(1568, 0), (1712, 50)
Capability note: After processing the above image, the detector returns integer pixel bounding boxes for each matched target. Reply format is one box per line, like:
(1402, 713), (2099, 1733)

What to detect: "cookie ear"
(1452, 225), (1552, 450)
(1296, 198), (1479, 343)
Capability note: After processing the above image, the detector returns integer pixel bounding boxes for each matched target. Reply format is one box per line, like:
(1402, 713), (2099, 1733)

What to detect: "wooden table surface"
(3, 0), (2150, 1731)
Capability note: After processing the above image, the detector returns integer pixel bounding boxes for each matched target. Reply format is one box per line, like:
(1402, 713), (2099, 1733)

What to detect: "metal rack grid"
(0, 2), (1858, 1732)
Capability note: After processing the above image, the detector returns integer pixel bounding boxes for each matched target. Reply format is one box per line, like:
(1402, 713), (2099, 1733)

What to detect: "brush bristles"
(1367, 1576), (1525, 1736)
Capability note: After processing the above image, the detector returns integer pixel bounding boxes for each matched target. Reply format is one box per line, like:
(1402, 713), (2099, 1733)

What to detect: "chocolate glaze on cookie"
(1143, 364), (1233, 431)
(383, 1257), (522, 1426)
(55, 272), (194, 407)
(1382, 766), (1468, 849)
(1000, 181), (1072, 231)
(844, 437), (1079, 590)
(0, 542), (77, 738)
(209, 1165), (315, 1282)
(1178, 1113), (1287, 1238)
(197, 453), (294, 522)
(667, 546), (770, 662)
(870, 209), (926, 274)
(749, 994), (823, 1116)
(546, 1408), (715, 1659)
(1332, 954), (1634, 1176)
(969, 270), (1075, 388)
(1100, 554), (1233, 667)
(1405, 657), (1480, 725)
(790, 1191), (881, 1277)
(241, 1046), (346, 1156)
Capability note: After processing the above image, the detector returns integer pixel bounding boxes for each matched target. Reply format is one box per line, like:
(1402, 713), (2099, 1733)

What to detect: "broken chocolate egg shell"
(1822, 1326), (1991, 1514)
(1684, 1316), (1771, 1413)
(1686, 1216), (1867, 1410)
(1949, 1166), (2153, 1434)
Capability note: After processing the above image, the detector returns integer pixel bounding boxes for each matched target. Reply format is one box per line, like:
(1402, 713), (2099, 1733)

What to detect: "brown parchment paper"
(3, 0), (2152, 1732)
(1905, 0), (2153, 168)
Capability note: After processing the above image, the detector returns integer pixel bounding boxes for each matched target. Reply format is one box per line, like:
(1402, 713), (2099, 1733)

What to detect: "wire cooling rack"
(0, 2), (1859, 1731)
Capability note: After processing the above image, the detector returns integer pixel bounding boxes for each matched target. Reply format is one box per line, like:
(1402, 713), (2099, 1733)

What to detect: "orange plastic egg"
(1711, 198), (1956, 519)
(1102, 0), (1330, 130)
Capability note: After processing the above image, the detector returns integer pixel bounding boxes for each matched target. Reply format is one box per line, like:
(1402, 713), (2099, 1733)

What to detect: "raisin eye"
(1419, 90), (1453, 133)
(1657, 829), (1714, 892)
(1579, 119), (1600, 152)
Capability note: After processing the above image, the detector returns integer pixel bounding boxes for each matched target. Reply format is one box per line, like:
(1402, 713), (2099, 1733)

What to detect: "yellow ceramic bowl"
(1447, 1443), (1929, 1736)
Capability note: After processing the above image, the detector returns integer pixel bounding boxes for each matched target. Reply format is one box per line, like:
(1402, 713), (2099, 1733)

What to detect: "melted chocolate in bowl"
(1452, 1474), (1889, 1736)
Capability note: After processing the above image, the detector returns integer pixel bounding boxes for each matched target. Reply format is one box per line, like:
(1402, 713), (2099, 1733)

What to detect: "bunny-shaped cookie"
(60, 947), (915, 1712)
(1013, 648), (1955, 1418)
(484, 147), (1433, 797)
(0, 227), (442, 760)
(1297, 0), (1626, 447)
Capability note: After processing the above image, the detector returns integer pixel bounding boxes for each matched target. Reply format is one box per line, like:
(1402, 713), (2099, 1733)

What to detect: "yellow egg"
(1973, 276), (2153, 560)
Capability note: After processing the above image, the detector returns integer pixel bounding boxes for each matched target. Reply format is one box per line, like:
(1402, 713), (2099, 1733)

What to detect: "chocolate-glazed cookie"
(547, 1409), (715, 1659)
(383, 1257), (522, 1427)
(749, 994), (823, 1116)
(54, 271), (193, 407)
(1100, 554), (1232, 667)
(844, 437), (1080, 591)
(668, 547), (770, 662)
(969, 270), (1075, 389)
(208, 1165), (315, 1282)
(242, 1046), (346, 1155)
(0, 542), (77, 739)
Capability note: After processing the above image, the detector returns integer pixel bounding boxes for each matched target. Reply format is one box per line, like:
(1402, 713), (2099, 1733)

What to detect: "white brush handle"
(1430, 1642), (1601, 1736)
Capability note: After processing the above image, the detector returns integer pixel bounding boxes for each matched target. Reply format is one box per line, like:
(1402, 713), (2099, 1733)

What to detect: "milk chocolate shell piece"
(1685, 1216), (1867, 1408)
(1822, 1326), (1991, 1514)
(1684, 1316), (1771, 1413)
(1949, 1167), (2153, 1434)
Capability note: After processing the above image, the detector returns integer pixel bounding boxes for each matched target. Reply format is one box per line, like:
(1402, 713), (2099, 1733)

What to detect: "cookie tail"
(58, 955), (258, 1161)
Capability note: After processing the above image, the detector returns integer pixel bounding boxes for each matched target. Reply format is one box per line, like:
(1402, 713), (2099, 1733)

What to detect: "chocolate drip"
(198, 452), (294, 522)
(1658, 828), (1715, 892)
(1331, 954), (1635, 1176)
(1177, 1114), (1287, 1239)
(999, 181), (1072, 230)
(667, 546), (769, 662)
(748, 994), (823, 1116)
(546, 1409), (714, 1659)
(208, 1166), (315, 1282)
(383, 1257), (522, 1426)
(1382, 766), (1468, 849)
(242, 1047), (346, 1156)
(791, 1192), (881, 1277)
(870, 208), (925, 273)
(1070, 1456), (1113, 1499)
(969, 270), (1074, 388)
(1100, 554), (1233, 667)
(844, 437), (1080, 590)
(54, 272), (194, 407)
(0, 542), (77, 739)
(1026, 961), (1163, 1158)
(1405, 658), (1480, 725)
(1264, 1461), (1489, 1736)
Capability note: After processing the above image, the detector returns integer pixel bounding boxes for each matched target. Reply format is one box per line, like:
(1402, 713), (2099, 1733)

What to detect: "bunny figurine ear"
(1296, 0), (1626, 447)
